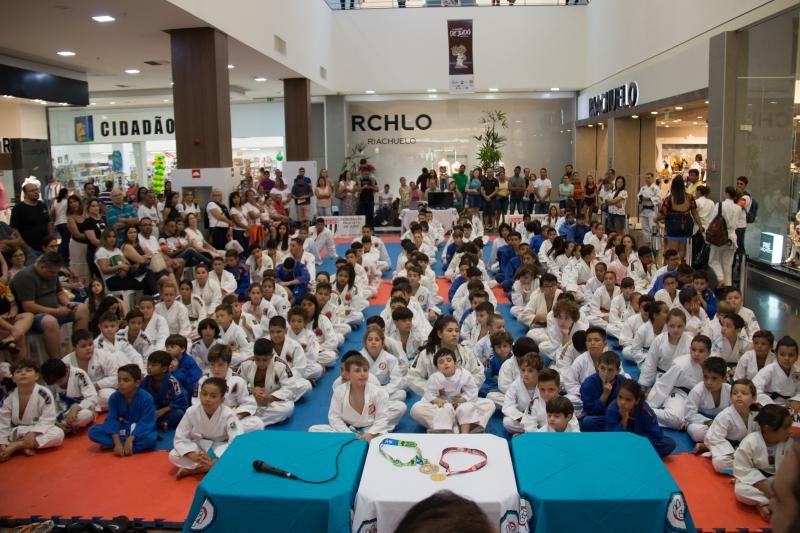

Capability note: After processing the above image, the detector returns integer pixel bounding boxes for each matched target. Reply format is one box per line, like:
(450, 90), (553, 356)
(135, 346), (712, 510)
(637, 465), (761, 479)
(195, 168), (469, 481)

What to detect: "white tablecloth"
(351, 433), (524, 533)
(400, 208), (459, 233)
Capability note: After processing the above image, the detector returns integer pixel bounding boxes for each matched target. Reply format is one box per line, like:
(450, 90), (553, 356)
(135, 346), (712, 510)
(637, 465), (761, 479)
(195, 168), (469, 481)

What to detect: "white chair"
(95, 259), (139, 310)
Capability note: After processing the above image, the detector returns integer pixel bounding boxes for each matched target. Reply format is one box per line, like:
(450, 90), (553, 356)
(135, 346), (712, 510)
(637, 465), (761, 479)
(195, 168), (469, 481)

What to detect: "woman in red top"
(572, 172), (585, 215)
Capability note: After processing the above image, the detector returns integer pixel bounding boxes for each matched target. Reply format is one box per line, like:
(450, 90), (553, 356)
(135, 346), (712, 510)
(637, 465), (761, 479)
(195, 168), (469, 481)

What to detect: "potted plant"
(474, 110), (508, 170)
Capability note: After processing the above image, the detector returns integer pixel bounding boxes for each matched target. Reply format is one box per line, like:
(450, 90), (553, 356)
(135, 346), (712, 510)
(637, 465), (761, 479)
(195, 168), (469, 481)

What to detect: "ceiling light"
(57, 50), (76, 57)
(693, 122), (698, 125)
(124, 69), (140, 74)
(587, 124), (593, 128)
(673, 119), (681, 122)
(675, 106), (683, 110)
(109, 101), (116, 105)
(2, 95), (12, 99)
(597, 123), (602, 126)
(488, 88), (499, 92)
(769, 101), (778, 104)
(650, 111), (658, 115)
(631, 115), (639, 119)
(253, 76), (267, 82)
(59, 102), (68, 106)
(89, 102), (97, 106)
(365, 90), (375, 94)
(550, 87), (560, 91)
(665, 125), (670, 128)
(697, 116), (703, 119)
(163, 99), (170, 102)
(92, 15), (115, 23)
(704, 100), (709, 104)
(427, 89), (437, 93)
(227, 64), (234, 69)
(39, 100), (48, 105)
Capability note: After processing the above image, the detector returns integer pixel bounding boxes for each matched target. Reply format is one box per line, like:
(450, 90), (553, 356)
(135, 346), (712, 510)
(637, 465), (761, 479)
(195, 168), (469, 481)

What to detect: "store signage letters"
(99, 116), (175, 138)
(589, 82), (639, 117)
(0, 138), (10, 154)
(351, 114), (432, 132)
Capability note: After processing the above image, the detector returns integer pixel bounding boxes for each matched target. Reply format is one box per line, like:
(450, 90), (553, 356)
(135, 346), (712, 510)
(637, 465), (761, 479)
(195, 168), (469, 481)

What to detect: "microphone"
(252, 460), (298, 480)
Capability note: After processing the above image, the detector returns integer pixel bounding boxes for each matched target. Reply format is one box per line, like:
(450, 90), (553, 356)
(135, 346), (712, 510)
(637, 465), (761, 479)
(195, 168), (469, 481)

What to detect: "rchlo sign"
(589, 82), (639, 117)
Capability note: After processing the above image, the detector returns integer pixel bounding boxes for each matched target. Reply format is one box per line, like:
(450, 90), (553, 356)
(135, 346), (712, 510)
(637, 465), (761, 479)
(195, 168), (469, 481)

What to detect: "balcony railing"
(329, 0), (589, 9)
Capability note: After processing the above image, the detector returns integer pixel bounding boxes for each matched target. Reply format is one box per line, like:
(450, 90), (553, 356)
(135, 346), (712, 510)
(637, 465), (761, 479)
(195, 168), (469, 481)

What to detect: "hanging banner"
(447, 19), (474, 94)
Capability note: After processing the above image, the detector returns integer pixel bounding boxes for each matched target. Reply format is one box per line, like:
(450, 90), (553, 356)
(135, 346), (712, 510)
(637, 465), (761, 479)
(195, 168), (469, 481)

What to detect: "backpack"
(705, 202), (730, 247)
(745, 196), (758, 223)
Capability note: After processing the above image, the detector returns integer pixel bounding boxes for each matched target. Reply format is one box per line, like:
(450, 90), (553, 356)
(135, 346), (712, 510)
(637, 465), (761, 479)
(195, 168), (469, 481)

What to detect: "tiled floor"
(745, 282), (800, 338)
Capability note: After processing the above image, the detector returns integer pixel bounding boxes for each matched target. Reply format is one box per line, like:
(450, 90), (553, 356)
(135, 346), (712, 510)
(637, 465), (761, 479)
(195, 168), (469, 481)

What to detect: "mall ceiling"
(0, 0), (330, 108)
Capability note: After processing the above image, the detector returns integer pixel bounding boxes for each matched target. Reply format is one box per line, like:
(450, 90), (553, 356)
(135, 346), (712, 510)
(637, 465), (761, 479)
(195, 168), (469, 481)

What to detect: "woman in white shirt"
(52, 189), (70, 259)
(606, 176), (628, 232)
(206, 188), (233, 250)
(708, 186), (742, 288)
(95, 228), (158, 295)
(185, 213), (223, 258)
(228, 191), (249, 253)
(694, 185), (716, 229)
(243, 189), (265, 249)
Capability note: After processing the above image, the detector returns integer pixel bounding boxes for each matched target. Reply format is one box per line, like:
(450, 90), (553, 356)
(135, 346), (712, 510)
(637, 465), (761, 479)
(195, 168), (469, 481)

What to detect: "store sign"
(192, 168), (201, 179)
(68, 111), (176, 143)
(759, 232), (784, 264)
(589, 82), (639, 117)
(0, 138), (10, 154)
(350, 114), (432, 145)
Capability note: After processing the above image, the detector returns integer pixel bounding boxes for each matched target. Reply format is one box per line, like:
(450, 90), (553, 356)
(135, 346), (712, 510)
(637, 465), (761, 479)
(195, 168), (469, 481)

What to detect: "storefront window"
(732, 8), (800, 267)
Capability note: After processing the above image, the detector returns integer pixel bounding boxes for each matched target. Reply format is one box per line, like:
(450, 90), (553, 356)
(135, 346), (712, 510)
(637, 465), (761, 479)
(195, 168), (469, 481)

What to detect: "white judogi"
(195, 372), (264, 433)
(626, 321), (657, 365)
(242, 299), (278, 335)
(582, 233), (607, 256)
(619, 313), (644, 350)
(361, 349), (406, 401)
(537, 423), (581, 433)
(630, 259), (658, 293)
(218, 323), (252, 365)
(95, 334), (144, 373)
(502, 377), (538, 434)
(734, 431), (792, 506)
(497, 357), (521, 394)
(307, 315), (340, 368)
(333, 284), (367, 326)
(639, 331), (693, 388)
(387, 329), (426, 372)
(523, 396), (581, 433)
(310, 382), (399, 435)
(406, 346), (485, 397)
(0, 385), (65, 449)
(734, 350), (776, 381)
(238, 357), (303, 425)
(588, 285), (620, 328)
(685, 381), (731, 443)
(62, 351), (119, 409)
(607, 294), (634, 339)
(270, 337), (313, 381)
(382, 334), (410, 375)
(143, 313), (170, 351)
(711, 334), (753, 366)
(541, 316), (589, 366)
(169, 404), (242, 471)
(210, 270), (238, 296)
(510, 280), (535, 319)
(380, 297), (431, 339)
(737, 307), (761, 340)
(193, 278), (222, 316)
(49, 366), (98, 428)
(520, 288), (562, 330)
(116, 328), (156, 359)
(182, 294), (207, 329)
(752, 363), (800, 406)
(413, 368), (482, 431)
(705, 405), (759, 473)
(233, 312), (262, 343)
(646, 355), (703, 429)
(268, 293), (291, 319)
(654, 289), (679, 307)
(156, 300), (193, 338)
(309, 226), (337, 262)
(701, 316), (723, 342)
(287, 328), (323, 380)
(190, 338), (224, 369)
(320, 301), (349, 338)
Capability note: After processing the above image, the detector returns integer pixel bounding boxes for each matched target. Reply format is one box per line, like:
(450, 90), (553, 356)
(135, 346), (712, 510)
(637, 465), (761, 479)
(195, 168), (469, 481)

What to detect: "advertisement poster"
(447, 19), (474, 94)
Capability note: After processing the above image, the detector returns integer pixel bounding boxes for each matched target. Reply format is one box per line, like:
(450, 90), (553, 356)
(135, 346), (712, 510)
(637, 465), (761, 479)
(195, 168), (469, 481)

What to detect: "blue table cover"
(511, 433), (695, 533)
(184, 431), (367, 533)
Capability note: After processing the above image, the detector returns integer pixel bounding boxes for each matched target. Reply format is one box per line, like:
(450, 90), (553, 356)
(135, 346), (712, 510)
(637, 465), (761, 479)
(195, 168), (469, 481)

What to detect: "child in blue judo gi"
(579, 351), (626, 432)
(88, 364), (157, 456)
(165, 334), (202, 395)
(606, 379), (676, 457)
(141, 351), (189, 430)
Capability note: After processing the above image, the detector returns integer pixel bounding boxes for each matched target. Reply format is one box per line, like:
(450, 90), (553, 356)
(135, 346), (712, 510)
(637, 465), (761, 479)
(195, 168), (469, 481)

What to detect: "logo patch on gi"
(190, 496), (216, 531)
(378, 362), (387, 371)
(665, 492), (688, 532)
(368, 403), (376, 415)
(38, 388), (52, 405)
(229, 421), (237, 430)
(355, 519), (377, 533)
(498, 510), (519, 533)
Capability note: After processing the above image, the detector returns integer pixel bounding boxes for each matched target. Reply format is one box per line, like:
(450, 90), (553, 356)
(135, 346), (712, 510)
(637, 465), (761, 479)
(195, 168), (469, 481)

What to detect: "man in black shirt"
(480, 168), (500, 231)
(357, 168), (378, 229)
(416, 168), (429, 193)
(10, 182), (51, 263)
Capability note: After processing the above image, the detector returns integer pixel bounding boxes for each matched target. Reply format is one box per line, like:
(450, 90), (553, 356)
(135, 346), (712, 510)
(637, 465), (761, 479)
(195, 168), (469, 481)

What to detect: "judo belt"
(438, 447), (488, 477)
(379, 438), (431, 467)
(769, 392), (792, 400)
(676, 387), (692, 395)
(657, 367), (668, 374)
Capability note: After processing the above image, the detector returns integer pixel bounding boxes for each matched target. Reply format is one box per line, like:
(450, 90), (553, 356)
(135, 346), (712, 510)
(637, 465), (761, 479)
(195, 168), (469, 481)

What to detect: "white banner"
(324, 216), (366, 238)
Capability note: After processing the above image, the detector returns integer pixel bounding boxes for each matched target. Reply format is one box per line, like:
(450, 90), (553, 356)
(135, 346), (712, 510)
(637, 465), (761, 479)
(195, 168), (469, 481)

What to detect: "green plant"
(474, 110), (508, 170)
(342, 142), (369, 175)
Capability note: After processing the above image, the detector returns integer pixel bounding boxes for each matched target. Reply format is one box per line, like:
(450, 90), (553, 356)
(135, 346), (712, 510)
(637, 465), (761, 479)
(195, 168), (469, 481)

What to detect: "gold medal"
(430, 473), (447, 482)
(419, 464), (439, 474)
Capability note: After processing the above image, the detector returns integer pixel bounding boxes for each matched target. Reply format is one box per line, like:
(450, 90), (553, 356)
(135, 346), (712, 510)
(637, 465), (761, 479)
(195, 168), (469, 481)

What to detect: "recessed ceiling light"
(109, 101), (116, 105)
(163, 99), (170, 102)
(631, 115), (639, 119)
(227, 64), (234, 69)
(693, 122), (697, 125)
(427, 89), (437, 93)
(675, 106), (683, 110)
(587, 124), (593, 128)
(38, 100), (48, 105)
(92, 15), (115, 23)
(597, 123), (602, 126)
(89, 102), (96, 106)
(550, 87), (560, 91)
(488, 88), (499, 92)
(673, 119), (681, 123)
(59, 102), (68, 106)
(365, 90), (375, 94)
(253, 76), (267, 82)
(769, 101), (778, 104)
(697, 116), (703, 119)
(57, 50), (76, 57)
(650, 111), (658, 115)
(124, 69), (140, 74)
(704, 100), (709, 104)
(2, 95), (12, 99)
(665, 125), (670, 128)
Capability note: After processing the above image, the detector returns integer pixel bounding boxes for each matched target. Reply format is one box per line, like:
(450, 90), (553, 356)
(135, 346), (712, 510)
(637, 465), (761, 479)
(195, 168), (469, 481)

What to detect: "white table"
(351, 433), (524, 533)
(400, 208), (459, 233)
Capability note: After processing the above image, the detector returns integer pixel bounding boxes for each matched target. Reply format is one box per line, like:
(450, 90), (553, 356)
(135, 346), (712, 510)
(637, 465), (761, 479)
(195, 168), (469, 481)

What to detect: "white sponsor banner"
(324, 215), (366, 238)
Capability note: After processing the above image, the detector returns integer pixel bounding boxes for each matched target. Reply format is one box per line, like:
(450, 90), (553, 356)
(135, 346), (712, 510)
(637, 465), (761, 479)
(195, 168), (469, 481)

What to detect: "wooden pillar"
(169, 27), (232, 168)
(284, 78), (311, 161)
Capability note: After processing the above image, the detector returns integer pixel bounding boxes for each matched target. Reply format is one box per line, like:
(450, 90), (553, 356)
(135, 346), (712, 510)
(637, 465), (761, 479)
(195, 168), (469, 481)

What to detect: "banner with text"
(324, 216), (366, 238)
(448, 19), (474, 94)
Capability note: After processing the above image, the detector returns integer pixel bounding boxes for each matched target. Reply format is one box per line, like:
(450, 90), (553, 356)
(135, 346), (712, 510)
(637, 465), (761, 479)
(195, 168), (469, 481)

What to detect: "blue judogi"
(88, 388), (157, 452)
(172, 353), (202, 395)
(226, 262), (252, 302)
(698, 286), (717, 319)
(276, 262), (310, 301)
(445, 242), (458, 270)
(529, 234), (545, 255)
(606, 400), (676, 457)
(480, 353), (505, 397)
(141, 372), (188, 428)
(579, 373), (626, 432)
(494, 245), (516, 284)
(500, 255), (521, 293)
(448, 276), (466, 302)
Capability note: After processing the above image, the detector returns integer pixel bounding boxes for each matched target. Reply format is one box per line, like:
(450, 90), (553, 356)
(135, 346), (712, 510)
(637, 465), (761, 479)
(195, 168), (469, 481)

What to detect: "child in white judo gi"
(606, 277), (636, 339)
(299, 294), (339, 369)
(752, 335), (800, 408)
(711, 313), (753, 371)
(684, 357), (730, 446)
(214, 304), (251, 365)
(95, 312), (144, 372)
(63, 329), (119, 410)
(0, 360), (64, 462)
(309, 353), (399, 441)
(587, 270), (620, 329)
(155, 282), (193, 339)
(725, 288), (760, 340)
(702, 378), (759, 474)
(502, 352), (543, 435)
(267, 315), (311, 383)
(734, 330), (776, 381)
(117, 308), (155, 359)
(538, 397), (580, 432)
(639, 308), (693, 390)
(139, 296), (170, 351)
(361, 325), (405, 402)
(42, 358), (98, 435)
(170, 377), (243, 479)
(191, 318), (224, 370)
(287, 307), (324, 381)
(734, 404), (794, 521)
(413, 348), (483, 434)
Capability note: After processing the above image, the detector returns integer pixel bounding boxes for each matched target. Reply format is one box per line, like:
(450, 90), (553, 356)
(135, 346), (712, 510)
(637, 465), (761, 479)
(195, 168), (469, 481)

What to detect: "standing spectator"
(176, 190), (199, 220)
(10, 182), (51, 264)
(378, 184), (394, 226)
(686, 169), (701, 198)
(337, 171), (358, 216)
(572, 172), (585, 215)
(708, 186), (741, 288)
(260, 169), (275, 194)
(735, 176), (753, 262)
(98, 180), (114, 209)
(694, 185), (716, 229)
(508, 166), (526, 216)
(533, 168), (552, 214)
(448, 181), (463, 211)
(398, 177), (411, 210)
(51, 188), (70, 261)
(606, 176), (628, 232)
(658, 177), (704, 259)
(453, 164), (468, 199)
(598, 177), (614, 228)
(137, 191), (161, 237)
(496, 168), (510, 223)
(161, 191), (181, 224)
(206, 189), (233, 251)
(228, 191), (249, 254)
(315, 170), (334, 218)
(42, 176), (62, 210)
(558, 174), (574, 210)
(416, 168), (429, 193)
(466, 168), (483, 212)
(66, 195), (90, 283)
(637, 172), (661, 245)
(408, 182), (421, 211)
(83, 182), (98, 202)
(243, 190), (264, 248)
(290, 171), (313, 225)
(480, 168), (499, 231)
(106, 188), (139, 244)
(78, 199), (106, 279)
(356, 168), (378, 229)
(583, 174), (597, 221)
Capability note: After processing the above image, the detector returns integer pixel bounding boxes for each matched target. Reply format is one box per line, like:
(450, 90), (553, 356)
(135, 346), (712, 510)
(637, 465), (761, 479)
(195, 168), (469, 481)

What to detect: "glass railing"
(329, 0), (589, 9)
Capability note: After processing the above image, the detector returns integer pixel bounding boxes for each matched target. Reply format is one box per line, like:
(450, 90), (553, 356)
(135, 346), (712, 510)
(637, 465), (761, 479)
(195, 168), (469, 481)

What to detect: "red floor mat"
(664, 453), (767, 531)
(492, 286), (510, 304)
(0, 431), (198, 523)
(369, 280), (393, 305)
(436, 278), (452, 303)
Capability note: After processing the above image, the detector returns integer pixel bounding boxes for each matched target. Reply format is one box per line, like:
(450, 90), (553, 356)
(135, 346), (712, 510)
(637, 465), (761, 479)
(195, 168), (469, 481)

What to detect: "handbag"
(705, 202), (730, 247)
(148, 251), (168, 273)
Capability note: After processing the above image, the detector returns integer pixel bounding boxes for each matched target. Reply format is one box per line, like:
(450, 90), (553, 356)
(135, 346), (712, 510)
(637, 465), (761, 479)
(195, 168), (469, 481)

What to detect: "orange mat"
(492, 286), (510, 304)
(369, 280), (393, 305)
(436, 278), (452, 303)
(665, 453), (767, 531)
(0, 431), (198, 524)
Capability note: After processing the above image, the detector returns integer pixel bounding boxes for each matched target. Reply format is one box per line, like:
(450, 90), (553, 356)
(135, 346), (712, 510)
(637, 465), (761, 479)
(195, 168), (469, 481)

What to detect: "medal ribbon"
(379, 438), (430, 467)
(438, 447), (488, 477)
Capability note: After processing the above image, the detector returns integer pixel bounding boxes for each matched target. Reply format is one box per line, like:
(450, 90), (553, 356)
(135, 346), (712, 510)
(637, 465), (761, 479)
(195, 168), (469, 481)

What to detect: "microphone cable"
(287, 437), (361, 484)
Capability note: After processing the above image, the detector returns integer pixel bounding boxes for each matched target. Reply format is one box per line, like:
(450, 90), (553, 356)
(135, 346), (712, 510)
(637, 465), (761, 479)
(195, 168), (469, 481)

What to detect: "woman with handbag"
(121, 226), (174, 293)
(657, 177), (704, 260)
(707, 186), (743, 288)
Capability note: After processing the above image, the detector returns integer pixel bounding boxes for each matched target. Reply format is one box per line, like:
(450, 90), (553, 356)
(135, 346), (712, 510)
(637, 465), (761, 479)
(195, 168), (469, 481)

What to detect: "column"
(325, 95), (346, 177)
(169, 27), (232, 169)
(707, 31), (739, 199)
(284, 78), (311, 161)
